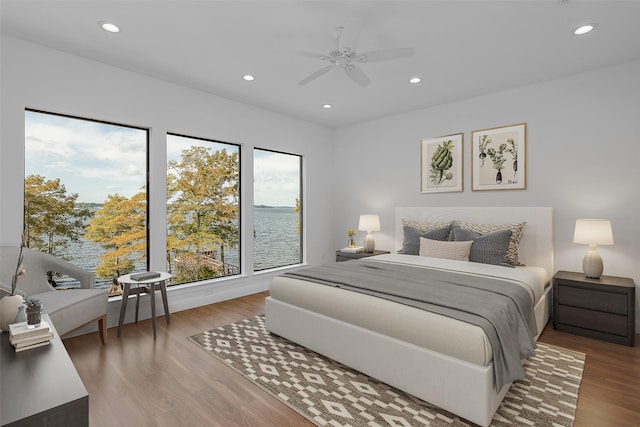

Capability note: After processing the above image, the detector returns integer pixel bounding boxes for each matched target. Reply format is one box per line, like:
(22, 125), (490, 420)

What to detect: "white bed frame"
(266, 207), (553, 426)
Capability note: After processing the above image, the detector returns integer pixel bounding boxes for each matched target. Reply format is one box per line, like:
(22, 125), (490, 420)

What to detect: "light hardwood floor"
(63, 292), (640, 427)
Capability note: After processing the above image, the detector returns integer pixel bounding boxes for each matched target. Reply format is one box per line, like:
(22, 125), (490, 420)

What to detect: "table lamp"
(359, 214), (380, 253)
(573, 219), (614, 279)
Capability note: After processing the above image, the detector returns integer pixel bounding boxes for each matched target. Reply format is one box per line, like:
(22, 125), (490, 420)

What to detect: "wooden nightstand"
(553, 270), (635, 346)
(336, 249), (390, 262)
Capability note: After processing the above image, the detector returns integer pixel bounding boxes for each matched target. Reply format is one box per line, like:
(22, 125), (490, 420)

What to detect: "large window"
(166, 133), (240, 284)
(253, 149), (302, 270)
(24, 112), (295, 294)
(24, 110), (148, 295)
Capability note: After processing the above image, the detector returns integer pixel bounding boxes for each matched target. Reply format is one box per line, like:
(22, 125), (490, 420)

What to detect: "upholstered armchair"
(0, 246), (108, 343)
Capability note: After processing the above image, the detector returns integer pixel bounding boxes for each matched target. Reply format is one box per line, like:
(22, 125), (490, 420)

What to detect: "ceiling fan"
(295, 26), (414, 87)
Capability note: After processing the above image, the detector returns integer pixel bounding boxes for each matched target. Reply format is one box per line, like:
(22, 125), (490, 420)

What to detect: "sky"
(253, 148), (301, 207)
(25, 110), (146, 203)
(25, 111), (300, 206)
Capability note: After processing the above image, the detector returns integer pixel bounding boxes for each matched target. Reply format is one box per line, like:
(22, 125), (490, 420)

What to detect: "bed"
(265, 207), (553, 426)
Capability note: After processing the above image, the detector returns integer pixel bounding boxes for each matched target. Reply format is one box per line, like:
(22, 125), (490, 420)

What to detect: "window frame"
(252, 147), (303, 271)
(166, 132), (242, 284)
(24, 108), (151, 292)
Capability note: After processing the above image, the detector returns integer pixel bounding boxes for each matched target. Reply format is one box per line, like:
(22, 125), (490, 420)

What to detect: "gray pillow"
(401, 226), (451, 255)
(451, 226), (513, 268)
(454, 220), (526, 266)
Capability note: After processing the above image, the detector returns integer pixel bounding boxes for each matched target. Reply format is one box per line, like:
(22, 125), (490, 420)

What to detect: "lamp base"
(363, 232), (375, 253)
(583, 245), (604, 279)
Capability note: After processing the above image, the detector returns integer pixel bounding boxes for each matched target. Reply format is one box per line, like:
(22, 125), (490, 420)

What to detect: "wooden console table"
(1, 314), (88, 427)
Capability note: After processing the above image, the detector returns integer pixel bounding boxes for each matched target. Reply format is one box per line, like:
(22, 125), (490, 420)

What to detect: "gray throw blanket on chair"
(284, 259), (538, 390)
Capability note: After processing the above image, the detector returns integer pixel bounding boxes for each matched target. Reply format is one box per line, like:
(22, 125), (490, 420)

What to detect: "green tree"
(23, 174), (91, 257)
(167, 146), (239, 283)
(85, 191), (146, 294)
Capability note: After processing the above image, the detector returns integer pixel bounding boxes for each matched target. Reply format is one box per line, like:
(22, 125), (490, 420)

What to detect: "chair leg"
(99, 314), (107, 344)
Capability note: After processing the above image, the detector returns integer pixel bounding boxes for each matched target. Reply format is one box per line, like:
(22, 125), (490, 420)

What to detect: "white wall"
(2, 34), (639, 334)
(333, 59), (640, 331)
(0, 36), (335, 330)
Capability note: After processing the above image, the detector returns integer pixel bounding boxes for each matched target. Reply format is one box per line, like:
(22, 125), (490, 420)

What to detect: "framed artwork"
(472, 123), (526, 191)
(420, 133), (463, 193)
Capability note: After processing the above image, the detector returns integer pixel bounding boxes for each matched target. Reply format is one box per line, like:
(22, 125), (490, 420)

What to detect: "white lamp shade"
(573, 219), (614, 245)
(358, 214), (380, 232)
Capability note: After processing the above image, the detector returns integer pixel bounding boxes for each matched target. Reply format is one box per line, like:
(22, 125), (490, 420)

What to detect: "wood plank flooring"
(63, 292), (640, 427)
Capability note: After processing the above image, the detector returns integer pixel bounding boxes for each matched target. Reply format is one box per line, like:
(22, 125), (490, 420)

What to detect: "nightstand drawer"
(558, 285), (628, 315)
(553, 271), (635, 346)
(557, 305), (629, 337)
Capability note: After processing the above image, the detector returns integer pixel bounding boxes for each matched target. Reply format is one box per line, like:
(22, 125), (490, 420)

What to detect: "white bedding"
(269, 254), (549, 367)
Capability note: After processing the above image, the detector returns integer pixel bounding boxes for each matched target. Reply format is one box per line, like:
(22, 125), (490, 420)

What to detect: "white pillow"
(419, 237), (472, 261)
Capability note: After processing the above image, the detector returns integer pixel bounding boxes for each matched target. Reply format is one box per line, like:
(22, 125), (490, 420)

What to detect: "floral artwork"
(420, 133), (463, 193)
(472, 123), (526, 191)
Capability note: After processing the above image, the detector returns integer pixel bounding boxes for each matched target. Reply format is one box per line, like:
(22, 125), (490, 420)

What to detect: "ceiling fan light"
(573, 24), (596, 35)
(409, 77), (422, 84)
(242, 74), (255, 81)
(322, 104), (332, 109)
(100, 21), (120, 33)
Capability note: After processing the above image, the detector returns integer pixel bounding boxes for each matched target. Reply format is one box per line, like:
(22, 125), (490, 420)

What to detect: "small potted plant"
(23, 296), (43, 329)
(347, 229), (356, 248)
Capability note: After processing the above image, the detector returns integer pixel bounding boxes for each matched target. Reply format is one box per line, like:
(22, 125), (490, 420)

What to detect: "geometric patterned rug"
(188, 316), (585, 427)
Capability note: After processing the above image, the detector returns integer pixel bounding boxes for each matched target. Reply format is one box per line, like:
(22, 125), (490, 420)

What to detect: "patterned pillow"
(419, 238), (472, 261)
(402, 219), (453, 232)
(453, 220), (526, 266)
(452, 226), (513, 268)
(401, 223), (452, 255)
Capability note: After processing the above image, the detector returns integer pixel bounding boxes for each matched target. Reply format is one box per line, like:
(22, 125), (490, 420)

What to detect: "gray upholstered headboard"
(395, 207), (554, 277)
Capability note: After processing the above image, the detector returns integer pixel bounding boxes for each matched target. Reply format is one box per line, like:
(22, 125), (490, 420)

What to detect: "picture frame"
(420, 133), (463, 193)
(471, 123), (526, 191)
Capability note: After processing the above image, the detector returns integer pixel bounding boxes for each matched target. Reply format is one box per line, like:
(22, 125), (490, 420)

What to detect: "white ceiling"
(2, 0), (640, 128)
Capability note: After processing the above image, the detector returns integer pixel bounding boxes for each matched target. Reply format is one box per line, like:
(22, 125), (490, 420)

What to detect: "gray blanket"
(284, 259), (537, 389)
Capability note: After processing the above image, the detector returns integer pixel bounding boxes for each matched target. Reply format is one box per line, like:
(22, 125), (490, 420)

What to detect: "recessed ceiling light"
(322, 104), (332, 109)
(409, 77), (422, 84)
(242, 74), (255, 81)
(573, 24), (596, 35)
(100, 21), (120, 33)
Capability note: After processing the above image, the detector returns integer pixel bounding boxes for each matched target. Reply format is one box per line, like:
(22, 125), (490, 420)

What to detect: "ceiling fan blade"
(297, 65), (335, 86)
(337, 24), (361, 54)
(344, 65), (370, 87)
(358, 47), (415, 63)
(286, 49), (327, 60)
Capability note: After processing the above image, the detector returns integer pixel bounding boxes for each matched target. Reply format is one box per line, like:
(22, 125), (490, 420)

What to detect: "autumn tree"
(23, 174), (91, 256)
(85, 191), (146, 294)
(167, 146), (239, 283)
(294, 197), (301, 235)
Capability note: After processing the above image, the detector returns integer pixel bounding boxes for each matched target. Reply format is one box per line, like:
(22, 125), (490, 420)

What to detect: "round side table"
(116, 272), (171, 338)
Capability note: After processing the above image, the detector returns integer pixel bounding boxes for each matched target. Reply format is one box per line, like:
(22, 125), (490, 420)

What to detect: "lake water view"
(56, 206), (300, 290)
(253, 206), (301, 270)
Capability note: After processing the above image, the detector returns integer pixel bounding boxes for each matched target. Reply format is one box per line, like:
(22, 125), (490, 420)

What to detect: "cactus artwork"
(429, 140), (455, 185)
(421, 133), (463, 193)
